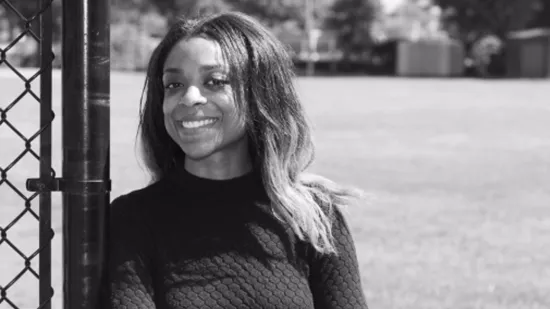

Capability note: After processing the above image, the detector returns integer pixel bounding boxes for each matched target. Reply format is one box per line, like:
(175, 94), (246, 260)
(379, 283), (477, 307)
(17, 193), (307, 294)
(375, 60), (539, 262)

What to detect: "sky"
(381, 0), (405, 12)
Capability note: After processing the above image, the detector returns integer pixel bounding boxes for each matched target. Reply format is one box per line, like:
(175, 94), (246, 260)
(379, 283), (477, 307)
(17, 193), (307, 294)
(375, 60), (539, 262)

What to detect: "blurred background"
(1, 1), (550, 309)
(1, 0), (550, 78)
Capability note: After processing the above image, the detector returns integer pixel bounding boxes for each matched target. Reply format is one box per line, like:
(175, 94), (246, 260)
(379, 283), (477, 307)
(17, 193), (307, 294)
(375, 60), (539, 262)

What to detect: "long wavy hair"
(139, 12), (362, 255)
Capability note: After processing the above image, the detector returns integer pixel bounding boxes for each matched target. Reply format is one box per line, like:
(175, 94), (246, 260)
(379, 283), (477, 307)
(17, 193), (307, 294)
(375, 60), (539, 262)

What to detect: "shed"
(396, 38), (465, 77)
(506, 28), (550, 78)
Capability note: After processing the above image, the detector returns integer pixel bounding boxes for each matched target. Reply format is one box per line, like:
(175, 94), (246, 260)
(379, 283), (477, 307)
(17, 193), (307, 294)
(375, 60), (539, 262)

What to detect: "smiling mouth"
(180, 118), (218, 129)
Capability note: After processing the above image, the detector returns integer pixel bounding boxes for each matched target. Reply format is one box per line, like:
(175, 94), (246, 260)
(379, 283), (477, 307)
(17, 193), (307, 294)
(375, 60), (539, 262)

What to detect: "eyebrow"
(163, 64), (228, 75)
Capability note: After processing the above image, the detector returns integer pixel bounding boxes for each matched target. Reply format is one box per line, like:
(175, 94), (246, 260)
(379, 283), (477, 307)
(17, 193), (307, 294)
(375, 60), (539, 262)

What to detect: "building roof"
(508, 28), (550, 40)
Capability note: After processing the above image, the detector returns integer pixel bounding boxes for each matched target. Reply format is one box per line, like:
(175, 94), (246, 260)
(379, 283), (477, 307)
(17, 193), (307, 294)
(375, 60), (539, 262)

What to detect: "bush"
(470, 34), (505, 77)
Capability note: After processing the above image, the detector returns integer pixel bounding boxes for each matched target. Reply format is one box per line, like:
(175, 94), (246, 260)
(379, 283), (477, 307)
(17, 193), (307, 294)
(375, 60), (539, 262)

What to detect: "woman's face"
(162, 36), (249, 174)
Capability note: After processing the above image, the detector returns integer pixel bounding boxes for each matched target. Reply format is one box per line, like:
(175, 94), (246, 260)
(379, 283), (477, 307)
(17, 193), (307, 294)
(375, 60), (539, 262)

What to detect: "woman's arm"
(308, 208), (369, 309)
(101, 195), (157, 309)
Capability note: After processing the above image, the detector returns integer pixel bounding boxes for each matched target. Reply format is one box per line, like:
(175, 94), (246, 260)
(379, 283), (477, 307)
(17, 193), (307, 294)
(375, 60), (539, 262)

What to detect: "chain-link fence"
(2, 0), (111, 308)
(0, 0), (55, 309)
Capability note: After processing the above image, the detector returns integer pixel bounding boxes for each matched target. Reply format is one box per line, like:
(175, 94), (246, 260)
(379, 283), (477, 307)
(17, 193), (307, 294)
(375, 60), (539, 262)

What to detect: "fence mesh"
(0, 0), (55, 309)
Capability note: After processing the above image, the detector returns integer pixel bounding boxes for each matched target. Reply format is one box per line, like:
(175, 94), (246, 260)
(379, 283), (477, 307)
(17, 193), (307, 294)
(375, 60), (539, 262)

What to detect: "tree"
(433, 0), (550, 77)
(376, 0), (445, 41)
(152, 0), (230, 21)
(1, 0), (62, 66)
(226, 0), (299, 26)
(529, 0), (550, 28)
(225, 0), (334, 28)
(2, 0), (44, 41)
(434, 0), (541, 42)
(324, 0), (381, 60)
(113, 0), (231, 24)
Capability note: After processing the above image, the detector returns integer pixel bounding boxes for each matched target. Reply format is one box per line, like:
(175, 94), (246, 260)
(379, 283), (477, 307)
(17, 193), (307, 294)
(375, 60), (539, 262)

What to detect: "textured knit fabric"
(102, 165), (368, 309)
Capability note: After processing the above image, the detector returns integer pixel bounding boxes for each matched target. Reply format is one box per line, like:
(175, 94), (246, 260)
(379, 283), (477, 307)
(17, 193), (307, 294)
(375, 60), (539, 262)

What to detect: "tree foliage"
(434, 0), (542, 42)
(150, 0), (230, 21)
(529, 0), (550, 28)
(1, 0), (61, 40)
(324, 0), (381, 59)
(376, 0), (445, 41)
(225, 0), (302, 26)
(223, 0), (335, 28)
(0, 0), (63, 66)
(113, 0), (317, 27)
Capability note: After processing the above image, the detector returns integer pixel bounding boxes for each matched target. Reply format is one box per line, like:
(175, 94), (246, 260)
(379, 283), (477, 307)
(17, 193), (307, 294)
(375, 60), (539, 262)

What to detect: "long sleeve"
(102, 195), (157, 309)
(308, 208), (368, 309)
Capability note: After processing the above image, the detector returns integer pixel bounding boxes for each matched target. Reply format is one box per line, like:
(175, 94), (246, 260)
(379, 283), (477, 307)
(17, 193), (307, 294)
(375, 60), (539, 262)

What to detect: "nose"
(180, 85), (207, 107)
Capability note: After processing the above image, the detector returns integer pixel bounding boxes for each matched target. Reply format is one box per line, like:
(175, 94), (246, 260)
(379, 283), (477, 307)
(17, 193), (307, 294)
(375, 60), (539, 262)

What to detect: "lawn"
(1, 68), (550, 309)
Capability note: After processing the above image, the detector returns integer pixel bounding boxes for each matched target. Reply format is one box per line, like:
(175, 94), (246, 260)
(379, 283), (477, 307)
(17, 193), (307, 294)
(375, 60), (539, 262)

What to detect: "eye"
(205, 78), (229, 89)
(164, 82), (184, 90)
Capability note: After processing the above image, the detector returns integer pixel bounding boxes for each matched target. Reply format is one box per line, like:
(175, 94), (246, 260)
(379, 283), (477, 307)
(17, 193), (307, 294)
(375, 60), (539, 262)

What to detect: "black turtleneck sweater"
(103, 166), (368, 309)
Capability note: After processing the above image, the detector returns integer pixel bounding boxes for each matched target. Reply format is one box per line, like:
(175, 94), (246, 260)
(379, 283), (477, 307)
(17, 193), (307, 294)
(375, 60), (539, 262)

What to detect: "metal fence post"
(61, 0), (110, 308)
(39, 1), (54, 309)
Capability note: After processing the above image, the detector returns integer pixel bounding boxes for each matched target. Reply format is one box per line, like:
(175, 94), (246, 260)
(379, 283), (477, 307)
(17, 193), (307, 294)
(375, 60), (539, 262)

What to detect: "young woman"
(103, 11), (369, 309)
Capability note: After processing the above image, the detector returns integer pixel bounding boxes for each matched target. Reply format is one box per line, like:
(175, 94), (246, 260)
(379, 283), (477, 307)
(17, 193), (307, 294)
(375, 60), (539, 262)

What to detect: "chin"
(177, 135), (248, 163)
(174, 135), (220, 161)
(181, 147), (216, 162)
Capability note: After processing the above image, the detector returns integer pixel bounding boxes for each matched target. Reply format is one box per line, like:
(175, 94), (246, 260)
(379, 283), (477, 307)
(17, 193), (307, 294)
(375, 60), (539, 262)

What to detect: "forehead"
(164, 36), (226, 70)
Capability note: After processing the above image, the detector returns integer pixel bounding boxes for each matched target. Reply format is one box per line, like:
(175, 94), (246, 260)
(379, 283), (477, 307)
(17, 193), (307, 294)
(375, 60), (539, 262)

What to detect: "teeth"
(181, 118), (216, 129)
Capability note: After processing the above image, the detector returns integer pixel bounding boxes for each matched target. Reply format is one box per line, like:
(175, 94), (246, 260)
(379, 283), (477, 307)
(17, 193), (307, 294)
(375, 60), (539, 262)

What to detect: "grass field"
(1, 68), (550, 309)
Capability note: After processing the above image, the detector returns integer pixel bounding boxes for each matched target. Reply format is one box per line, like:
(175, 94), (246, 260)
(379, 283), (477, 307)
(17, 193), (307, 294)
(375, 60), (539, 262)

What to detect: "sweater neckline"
(167, 163), (265, 198)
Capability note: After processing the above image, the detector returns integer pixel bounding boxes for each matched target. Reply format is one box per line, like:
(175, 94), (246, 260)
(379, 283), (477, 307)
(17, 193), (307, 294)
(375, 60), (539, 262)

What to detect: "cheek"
(162, 99), (177, 134)
(162, 96), (176, 115)
(216, 91), (242, 120)
(222, 115), (247, 140)
(218, 102), (245, 134)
